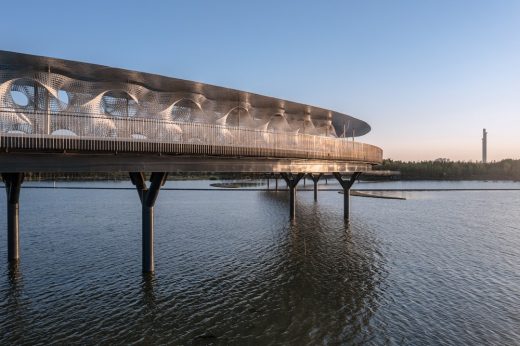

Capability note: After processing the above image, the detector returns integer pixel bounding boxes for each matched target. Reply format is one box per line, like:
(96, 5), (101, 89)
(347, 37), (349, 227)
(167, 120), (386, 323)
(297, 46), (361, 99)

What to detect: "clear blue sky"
(2, 0), (519, 161)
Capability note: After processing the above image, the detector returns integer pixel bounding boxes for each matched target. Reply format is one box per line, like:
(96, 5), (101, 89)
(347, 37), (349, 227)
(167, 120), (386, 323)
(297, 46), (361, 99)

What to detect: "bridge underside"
(0, 153), (372, 173)
(1, 153), (371, 273)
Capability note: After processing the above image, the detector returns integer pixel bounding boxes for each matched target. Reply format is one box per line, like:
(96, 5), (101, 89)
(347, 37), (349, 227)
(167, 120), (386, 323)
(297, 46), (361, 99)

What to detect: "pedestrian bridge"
(0, 51), (383, 272)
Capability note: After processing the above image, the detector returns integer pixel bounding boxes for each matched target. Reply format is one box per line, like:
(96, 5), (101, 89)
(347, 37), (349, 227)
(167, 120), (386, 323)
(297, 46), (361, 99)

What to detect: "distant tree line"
(376, 159), (520, 180)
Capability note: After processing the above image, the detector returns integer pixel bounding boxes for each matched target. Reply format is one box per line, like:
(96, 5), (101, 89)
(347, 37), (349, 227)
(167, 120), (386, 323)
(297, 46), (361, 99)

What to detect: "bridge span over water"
(0, 51), (382, 272)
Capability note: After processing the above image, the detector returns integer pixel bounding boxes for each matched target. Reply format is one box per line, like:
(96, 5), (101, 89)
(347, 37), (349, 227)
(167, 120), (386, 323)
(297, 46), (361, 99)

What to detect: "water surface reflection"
(1, 182), (519, 344)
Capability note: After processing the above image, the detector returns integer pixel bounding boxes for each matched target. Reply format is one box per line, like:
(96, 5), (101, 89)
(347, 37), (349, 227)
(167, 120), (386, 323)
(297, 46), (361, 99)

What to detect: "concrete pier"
(130, 172), (168, 273)
(333, 172), (362, 222)
(309, 173), (323, 201)
(2, 173), (24, 261)
(280, 173), (305, 220)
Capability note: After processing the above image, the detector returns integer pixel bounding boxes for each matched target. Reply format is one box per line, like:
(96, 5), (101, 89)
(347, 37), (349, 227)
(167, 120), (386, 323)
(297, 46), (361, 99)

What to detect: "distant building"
(482, 129), (487, 163)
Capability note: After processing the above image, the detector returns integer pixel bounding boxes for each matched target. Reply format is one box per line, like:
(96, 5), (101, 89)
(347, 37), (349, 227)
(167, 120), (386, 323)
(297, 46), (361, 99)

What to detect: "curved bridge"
(0, 50), (381, 172)
(0, 51), (383, 273)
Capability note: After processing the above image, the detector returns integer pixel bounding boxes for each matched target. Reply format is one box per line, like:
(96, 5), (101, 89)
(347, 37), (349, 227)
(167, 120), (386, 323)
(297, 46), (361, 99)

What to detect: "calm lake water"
(1, 180), (520, 345)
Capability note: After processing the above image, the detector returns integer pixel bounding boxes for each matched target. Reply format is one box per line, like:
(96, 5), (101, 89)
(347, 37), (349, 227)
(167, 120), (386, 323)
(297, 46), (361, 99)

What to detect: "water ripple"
(0, 184), (519, 344)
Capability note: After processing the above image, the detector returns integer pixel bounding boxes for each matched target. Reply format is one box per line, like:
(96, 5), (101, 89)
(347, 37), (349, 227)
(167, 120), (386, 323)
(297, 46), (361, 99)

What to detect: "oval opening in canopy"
(267, 114), (290, 132)
(57, 90), (69, 105)
(171, 99), (205, 123)
(102, 90), (138, 117)
(10, 90), (29, 107)
(225, 107), (253, 128)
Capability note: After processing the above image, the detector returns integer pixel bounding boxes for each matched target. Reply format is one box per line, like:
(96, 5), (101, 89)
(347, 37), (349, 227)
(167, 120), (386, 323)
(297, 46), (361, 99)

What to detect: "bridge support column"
(130, 172), (168, 273)
(2, 173), (24, 262)
(309, 173), (323, 202)
(333, 172), (362, 222)
(280, 173), (305, 221)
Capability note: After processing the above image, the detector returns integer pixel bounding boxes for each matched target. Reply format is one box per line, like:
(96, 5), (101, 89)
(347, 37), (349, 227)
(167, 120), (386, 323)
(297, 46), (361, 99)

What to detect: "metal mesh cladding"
(0, 65), (382, 164)
(0, 69), (348, 137)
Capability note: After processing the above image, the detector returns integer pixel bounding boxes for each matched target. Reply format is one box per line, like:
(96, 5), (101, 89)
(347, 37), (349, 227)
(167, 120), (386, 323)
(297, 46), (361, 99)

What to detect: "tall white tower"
(482, 128), (487, 163)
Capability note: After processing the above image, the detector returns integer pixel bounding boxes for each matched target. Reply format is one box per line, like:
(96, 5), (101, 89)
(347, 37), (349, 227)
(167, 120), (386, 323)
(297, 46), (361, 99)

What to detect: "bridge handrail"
(0, 108), (383, 164)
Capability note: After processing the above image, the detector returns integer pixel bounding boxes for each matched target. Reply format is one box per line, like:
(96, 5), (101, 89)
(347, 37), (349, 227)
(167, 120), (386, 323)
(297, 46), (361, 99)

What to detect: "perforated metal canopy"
(0, 50), (371, 137)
